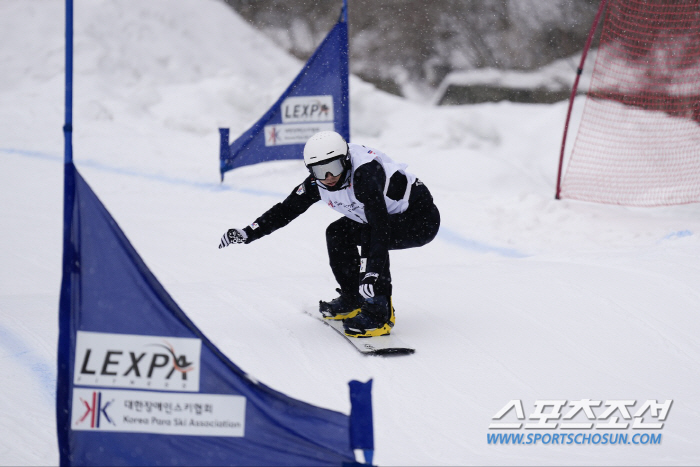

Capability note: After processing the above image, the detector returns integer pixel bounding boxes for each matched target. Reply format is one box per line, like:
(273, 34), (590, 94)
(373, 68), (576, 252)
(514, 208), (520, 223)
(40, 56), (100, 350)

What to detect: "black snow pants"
(325, 181), (440, 298)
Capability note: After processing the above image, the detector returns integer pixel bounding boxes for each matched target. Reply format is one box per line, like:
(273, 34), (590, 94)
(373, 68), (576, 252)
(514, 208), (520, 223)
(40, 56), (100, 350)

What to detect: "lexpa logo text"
(74, 331), (202, 392)
(280, 95), (334, 123)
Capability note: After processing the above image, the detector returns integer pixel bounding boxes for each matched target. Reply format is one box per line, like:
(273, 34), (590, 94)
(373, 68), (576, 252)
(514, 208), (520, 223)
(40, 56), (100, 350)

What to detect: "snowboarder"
(218, 131), (440, 337)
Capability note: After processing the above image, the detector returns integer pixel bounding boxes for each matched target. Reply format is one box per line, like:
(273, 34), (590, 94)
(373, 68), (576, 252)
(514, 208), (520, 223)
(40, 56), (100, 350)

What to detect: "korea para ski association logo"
(71, 388), (247, 437)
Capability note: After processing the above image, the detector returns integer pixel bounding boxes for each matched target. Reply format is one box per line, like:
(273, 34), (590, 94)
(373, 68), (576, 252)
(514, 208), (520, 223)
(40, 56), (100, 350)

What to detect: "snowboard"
(305, 310), (415, 356)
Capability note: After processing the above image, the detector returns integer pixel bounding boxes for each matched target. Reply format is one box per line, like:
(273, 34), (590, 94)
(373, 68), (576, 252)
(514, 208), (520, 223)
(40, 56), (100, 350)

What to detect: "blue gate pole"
(64, 0), (73, 164)
(219, 128), (229, 182)
(57, 1), (75, 465)
(349, 379), (374, 465)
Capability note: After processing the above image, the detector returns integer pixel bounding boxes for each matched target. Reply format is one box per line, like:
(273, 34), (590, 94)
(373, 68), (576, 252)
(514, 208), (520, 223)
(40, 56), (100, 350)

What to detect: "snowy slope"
(2, 1), (700, 465)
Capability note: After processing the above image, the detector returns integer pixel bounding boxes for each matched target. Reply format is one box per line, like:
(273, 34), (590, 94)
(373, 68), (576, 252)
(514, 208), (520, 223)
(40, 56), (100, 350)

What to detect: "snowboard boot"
(319, 288), (363, 320)
(343, 295), (395, 338)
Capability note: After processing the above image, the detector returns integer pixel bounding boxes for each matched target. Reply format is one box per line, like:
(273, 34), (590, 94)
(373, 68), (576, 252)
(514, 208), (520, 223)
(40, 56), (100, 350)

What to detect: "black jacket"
(243, 160), (395, 276)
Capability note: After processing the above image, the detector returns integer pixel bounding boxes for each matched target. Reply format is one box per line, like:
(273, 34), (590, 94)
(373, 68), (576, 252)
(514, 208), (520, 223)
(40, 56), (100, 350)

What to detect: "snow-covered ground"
(2, 1), (700, 465)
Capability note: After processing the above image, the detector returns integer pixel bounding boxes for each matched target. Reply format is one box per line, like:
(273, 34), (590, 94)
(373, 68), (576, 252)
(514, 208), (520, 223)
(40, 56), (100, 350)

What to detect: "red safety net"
(560, 0), (700, 206)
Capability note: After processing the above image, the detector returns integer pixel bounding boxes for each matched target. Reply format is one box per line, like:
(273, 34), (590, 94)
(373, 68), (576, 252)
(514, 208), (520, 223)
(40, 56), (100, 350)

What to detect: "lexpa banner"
(219, 0), (349, 179)
(56, 164), (368, 466)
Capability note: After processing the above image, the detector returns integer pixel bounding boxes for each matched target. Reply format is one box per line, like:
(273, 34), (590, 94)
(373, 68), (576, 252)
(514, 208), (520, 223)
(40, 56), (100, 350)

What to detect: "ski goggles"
(309, 156), (345, 179)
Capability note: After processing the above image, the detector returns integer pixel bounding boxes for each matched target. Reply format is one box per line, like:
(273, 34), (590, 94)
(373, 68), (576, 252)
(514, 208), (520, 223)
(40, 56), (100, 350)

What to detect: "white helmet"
(303, 131), (348, 165)
(303, 131), (350, 182)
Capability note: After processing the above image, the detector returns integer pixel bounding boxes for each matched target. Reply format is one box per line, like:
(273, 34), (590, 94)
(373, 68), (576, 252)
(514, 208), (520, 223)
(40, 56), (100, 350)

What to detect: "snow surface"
(2, 0), (700, 465)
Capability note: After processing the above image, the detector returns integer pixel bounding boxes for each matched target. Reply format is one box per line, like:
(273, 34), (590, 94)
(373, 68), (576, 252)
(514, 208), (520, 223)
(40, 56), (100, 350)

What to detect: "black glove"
(218, 228), (247, 249)
(359, 272), (379, 299)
